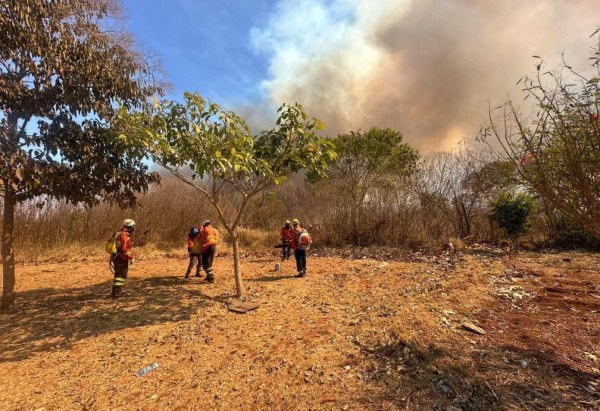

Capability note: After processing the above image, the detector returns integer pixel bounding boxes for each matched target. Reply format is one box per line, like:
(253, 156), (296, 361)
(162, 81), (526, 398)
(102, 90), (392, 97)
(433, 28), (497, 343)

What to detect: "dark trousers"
(185, 253), (202, 277)
(281, 243), (291, 260)
(112, 255), (129, 296)
(294, 249), (307, 273)
(202, 245), (216, 278)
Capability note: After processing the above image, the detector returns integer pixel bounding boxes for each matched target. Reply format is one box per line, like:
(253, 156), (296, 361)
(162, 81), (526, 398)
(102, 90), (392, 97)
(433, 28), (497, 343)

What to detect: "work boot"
(295, 271), (305, 278)
(111, 286), (122, 298)
(194, 271), (202, 278)
(205, 275), (215, 283)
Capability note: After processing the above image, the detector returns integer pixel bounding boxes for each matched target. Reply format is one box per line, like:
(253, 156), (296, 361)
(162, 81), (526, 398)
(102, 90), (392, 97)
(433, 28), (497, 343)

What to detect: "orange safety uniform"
(115, 228), (133, 261)
(187, 228), (203, 254)
(281, 226), (294, 243)
(201, 225), (220, 252)
(290, 225), (304, 251)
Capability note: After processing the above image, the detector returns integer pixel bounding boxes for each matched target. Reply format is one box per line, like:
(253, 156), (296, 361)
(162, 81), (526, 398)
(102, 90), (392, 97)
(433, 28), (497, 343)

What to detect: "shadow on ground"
(0, 276), (223, 363)
(355, 338), (599, 410)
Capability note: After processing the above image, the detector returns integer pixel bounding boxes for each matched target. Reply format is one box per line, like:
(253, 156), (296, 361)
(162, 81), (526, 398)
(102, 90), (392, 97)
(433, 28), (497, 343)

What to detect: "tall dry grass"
(1, 153), (579, 259)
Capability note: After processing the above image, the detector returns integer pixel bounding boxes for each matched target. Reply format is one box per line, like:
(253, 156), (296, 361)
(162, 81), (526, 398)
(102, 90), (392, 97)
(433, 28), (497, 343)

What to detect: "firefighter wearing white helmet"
(110, 219), (136, 298)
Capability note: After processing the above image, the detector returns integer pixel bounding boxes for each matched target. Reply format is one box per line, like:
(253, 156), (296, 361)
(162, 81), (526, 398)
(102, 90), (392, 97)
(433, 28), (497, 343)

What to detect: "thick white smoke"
(251, 0), (598, 151)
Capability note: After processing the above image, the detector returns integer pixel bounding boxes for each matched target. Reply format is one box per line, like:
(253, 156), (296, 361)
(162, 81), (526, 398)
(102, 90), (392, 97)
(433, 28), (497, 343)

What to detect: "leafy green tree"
(0, 0), (162, 309)
(118, 92), (335, 297)
(326, 128), (419, 245)
(488, 193), (535, 251)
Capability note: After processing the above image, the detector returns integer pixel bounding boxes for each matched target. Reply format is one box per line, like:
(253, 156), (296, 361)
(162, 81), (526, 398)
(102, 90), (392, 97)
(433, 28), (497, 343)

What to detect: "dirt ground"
(1, 247), (599, 410)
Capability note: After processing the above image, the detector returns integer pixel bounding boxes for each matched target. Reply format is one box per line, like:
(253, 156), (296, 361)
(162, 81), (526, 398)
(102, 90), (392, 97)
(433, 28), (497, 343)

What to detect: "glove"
(187, 247), (192, 253)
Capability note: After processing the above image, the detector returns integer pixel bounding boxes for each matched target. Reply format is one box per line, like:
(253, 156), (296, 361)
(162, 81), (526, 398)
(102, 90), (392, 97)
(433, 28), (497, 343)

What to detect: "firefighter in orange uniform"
(290, 218), (311, 278)
(280, 220), (293, 261)
(111, 219), (135, 298)
(200, 220), (219, 283)
(185, 226), (203, 279)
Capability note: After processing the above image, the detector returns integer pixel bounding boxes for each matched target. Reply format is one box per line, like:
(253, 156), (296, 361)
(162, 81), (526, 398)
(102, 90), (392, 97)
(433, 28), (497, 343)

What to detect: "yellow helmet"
(292, 218), (300, 224)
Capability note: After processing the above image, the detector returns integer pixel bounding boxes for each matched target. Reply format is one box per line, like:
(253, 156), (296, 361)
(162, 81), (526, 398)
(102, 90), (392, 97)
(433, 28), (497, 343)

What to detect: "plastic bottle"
(135, 362), (159, 377)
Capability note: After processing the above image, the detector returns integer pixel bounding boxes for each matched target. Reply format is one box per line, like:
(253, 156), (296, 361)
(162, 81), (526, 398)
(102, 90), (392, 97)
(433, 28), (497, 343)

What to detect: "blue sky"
(122, 0), (273, 105)
(120, 0), (598, 151)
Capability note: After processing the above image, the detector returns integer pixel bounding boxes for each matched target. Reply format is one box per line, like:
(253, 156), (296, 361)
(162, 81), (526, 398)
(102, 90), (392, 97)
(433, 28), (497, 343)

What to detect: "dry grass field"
(1, 247), (599, 410)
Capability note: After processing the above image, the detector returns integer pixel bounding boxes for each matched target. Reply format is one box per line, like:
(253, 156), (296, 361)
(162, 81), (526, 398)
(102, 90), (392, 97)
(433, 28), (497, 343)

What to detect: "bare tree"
(481, 32), (600, 239)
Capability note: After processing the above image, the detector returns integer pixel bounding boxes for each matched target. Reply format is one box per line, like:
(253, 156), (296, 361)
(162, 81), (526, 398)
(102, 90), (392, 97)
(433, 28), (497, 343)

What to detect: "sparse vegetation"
(1, 2), (599, 410)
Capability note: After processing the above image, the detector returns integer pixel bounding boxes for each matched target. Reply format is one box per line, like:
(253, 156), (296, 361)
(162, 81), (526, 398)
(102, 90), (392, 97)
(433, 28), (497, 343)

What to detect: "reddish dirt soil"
(0, 249), (599, 410)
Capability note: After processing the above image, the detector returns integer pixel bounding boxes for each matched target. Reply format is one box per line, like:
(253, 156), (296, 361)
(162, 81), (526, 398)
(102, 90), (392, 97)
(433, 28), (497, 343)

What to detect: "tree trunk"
(2, 187), (17, 309)
(231, 235), (243, 298)
(512, 235), (520, 253)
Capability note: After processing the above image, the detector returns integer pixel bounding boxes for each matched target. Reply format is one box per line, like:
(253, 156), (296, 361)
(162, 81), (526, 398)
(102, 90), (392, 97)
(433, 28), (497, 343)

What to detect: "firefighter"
(184, 226), (203, 279)
(200, 220), (219, 283)
(290, 218), (311, 278)
(111, 219), (135, 298)
(280, 220), (293, 261)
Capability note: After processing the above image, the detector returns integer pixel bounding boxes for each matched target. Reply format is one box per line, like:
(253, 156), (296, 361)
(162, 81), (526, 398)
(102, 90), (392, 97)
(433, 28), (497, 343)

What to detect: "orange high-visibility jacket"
(116, 228), (133, 261)
(290, 226), (304, 251)
(187, 227), (203, 254)
(201, 225), (219, 252)
(281, 226), (293, 243)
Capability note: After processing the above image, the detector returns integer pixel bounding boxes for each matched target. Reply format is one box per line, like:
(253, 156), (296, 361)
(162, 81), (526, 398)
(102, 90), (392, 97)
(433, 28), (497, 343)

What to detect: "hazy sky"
(123, 0), (599, 151)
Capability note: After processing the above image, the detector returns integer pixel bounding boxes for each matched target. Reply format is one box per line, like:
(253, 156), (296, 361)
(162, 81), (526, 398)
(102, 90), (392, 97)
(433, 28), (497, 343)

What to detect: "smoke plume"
(251, 0), (598, 151)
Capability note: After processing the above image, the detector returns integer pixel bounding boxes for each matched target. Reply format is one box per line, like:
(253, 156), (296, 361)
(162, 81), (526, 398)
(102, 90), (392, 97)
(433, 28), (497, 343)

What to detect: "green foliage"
(320, 127), (419, 244)
(0, 0), (162, 208)
(119, 92), (336, 201)
(328, 127), (419, 181)
(465, 160), (517, 195)
(118, 91), (336, 297)
(550, 216), (600, 249)
(489, 193), (535, 239)
(1, 0), (162, 308)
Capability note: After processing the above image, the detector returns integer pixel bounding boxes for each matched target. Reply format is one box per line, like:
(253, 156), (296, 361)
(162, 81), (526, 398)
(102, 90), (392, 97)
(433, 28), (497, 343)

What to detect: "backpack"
(298, 230), (312, 250)
(105, 231), (119, 254)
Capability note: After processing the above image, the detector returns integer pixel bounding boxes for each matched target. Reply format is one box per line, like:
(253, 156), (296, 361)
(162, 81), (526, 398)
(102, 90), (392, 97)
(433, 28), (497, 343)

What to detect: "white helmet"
(122, 219), (136, 228)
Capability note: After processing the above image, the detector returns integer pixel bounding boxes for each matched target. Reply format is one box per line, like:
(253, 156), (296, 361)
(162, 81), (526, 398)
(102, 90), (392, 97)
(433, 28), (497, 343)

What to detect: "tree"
(481, 32), (600, 240)
(0, 0), (162, 308)
(488, 193), (535, 251)
(325, 128), (419, 245)
(118, 92), (335, 297)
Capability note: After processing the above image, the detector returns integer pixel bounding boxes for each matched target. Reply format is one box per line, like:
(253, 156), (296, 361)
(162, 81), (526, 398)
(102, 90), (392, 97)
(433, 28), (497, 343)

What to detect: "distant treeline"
(4, 142), (597, 252)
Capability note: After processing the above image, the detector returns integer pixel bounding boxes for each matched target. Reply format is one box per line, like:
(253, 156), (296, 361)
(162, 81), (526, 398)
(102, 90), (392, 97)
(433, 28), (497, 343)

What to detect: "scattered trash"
(443, 309), (456, 316)
(440, 317), (451, 327)
(461, 321), (486, 335)
(135, 362), (159, 377)
(435, 379), (454, 398)
(227, 302), (260, 314)
(378, 262), (389, 269)
(562, 258), (572, 262)
(274, 263), (281, 272)
(495, 285), (534, 301)
(519, 359), (529, 369)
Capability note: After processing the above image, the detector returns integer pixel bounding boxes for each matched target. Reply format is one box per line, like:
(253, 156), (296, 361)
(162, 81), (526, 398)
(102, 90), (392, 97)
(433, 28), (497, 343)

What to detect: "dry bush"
(1, 147), (576, 254)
